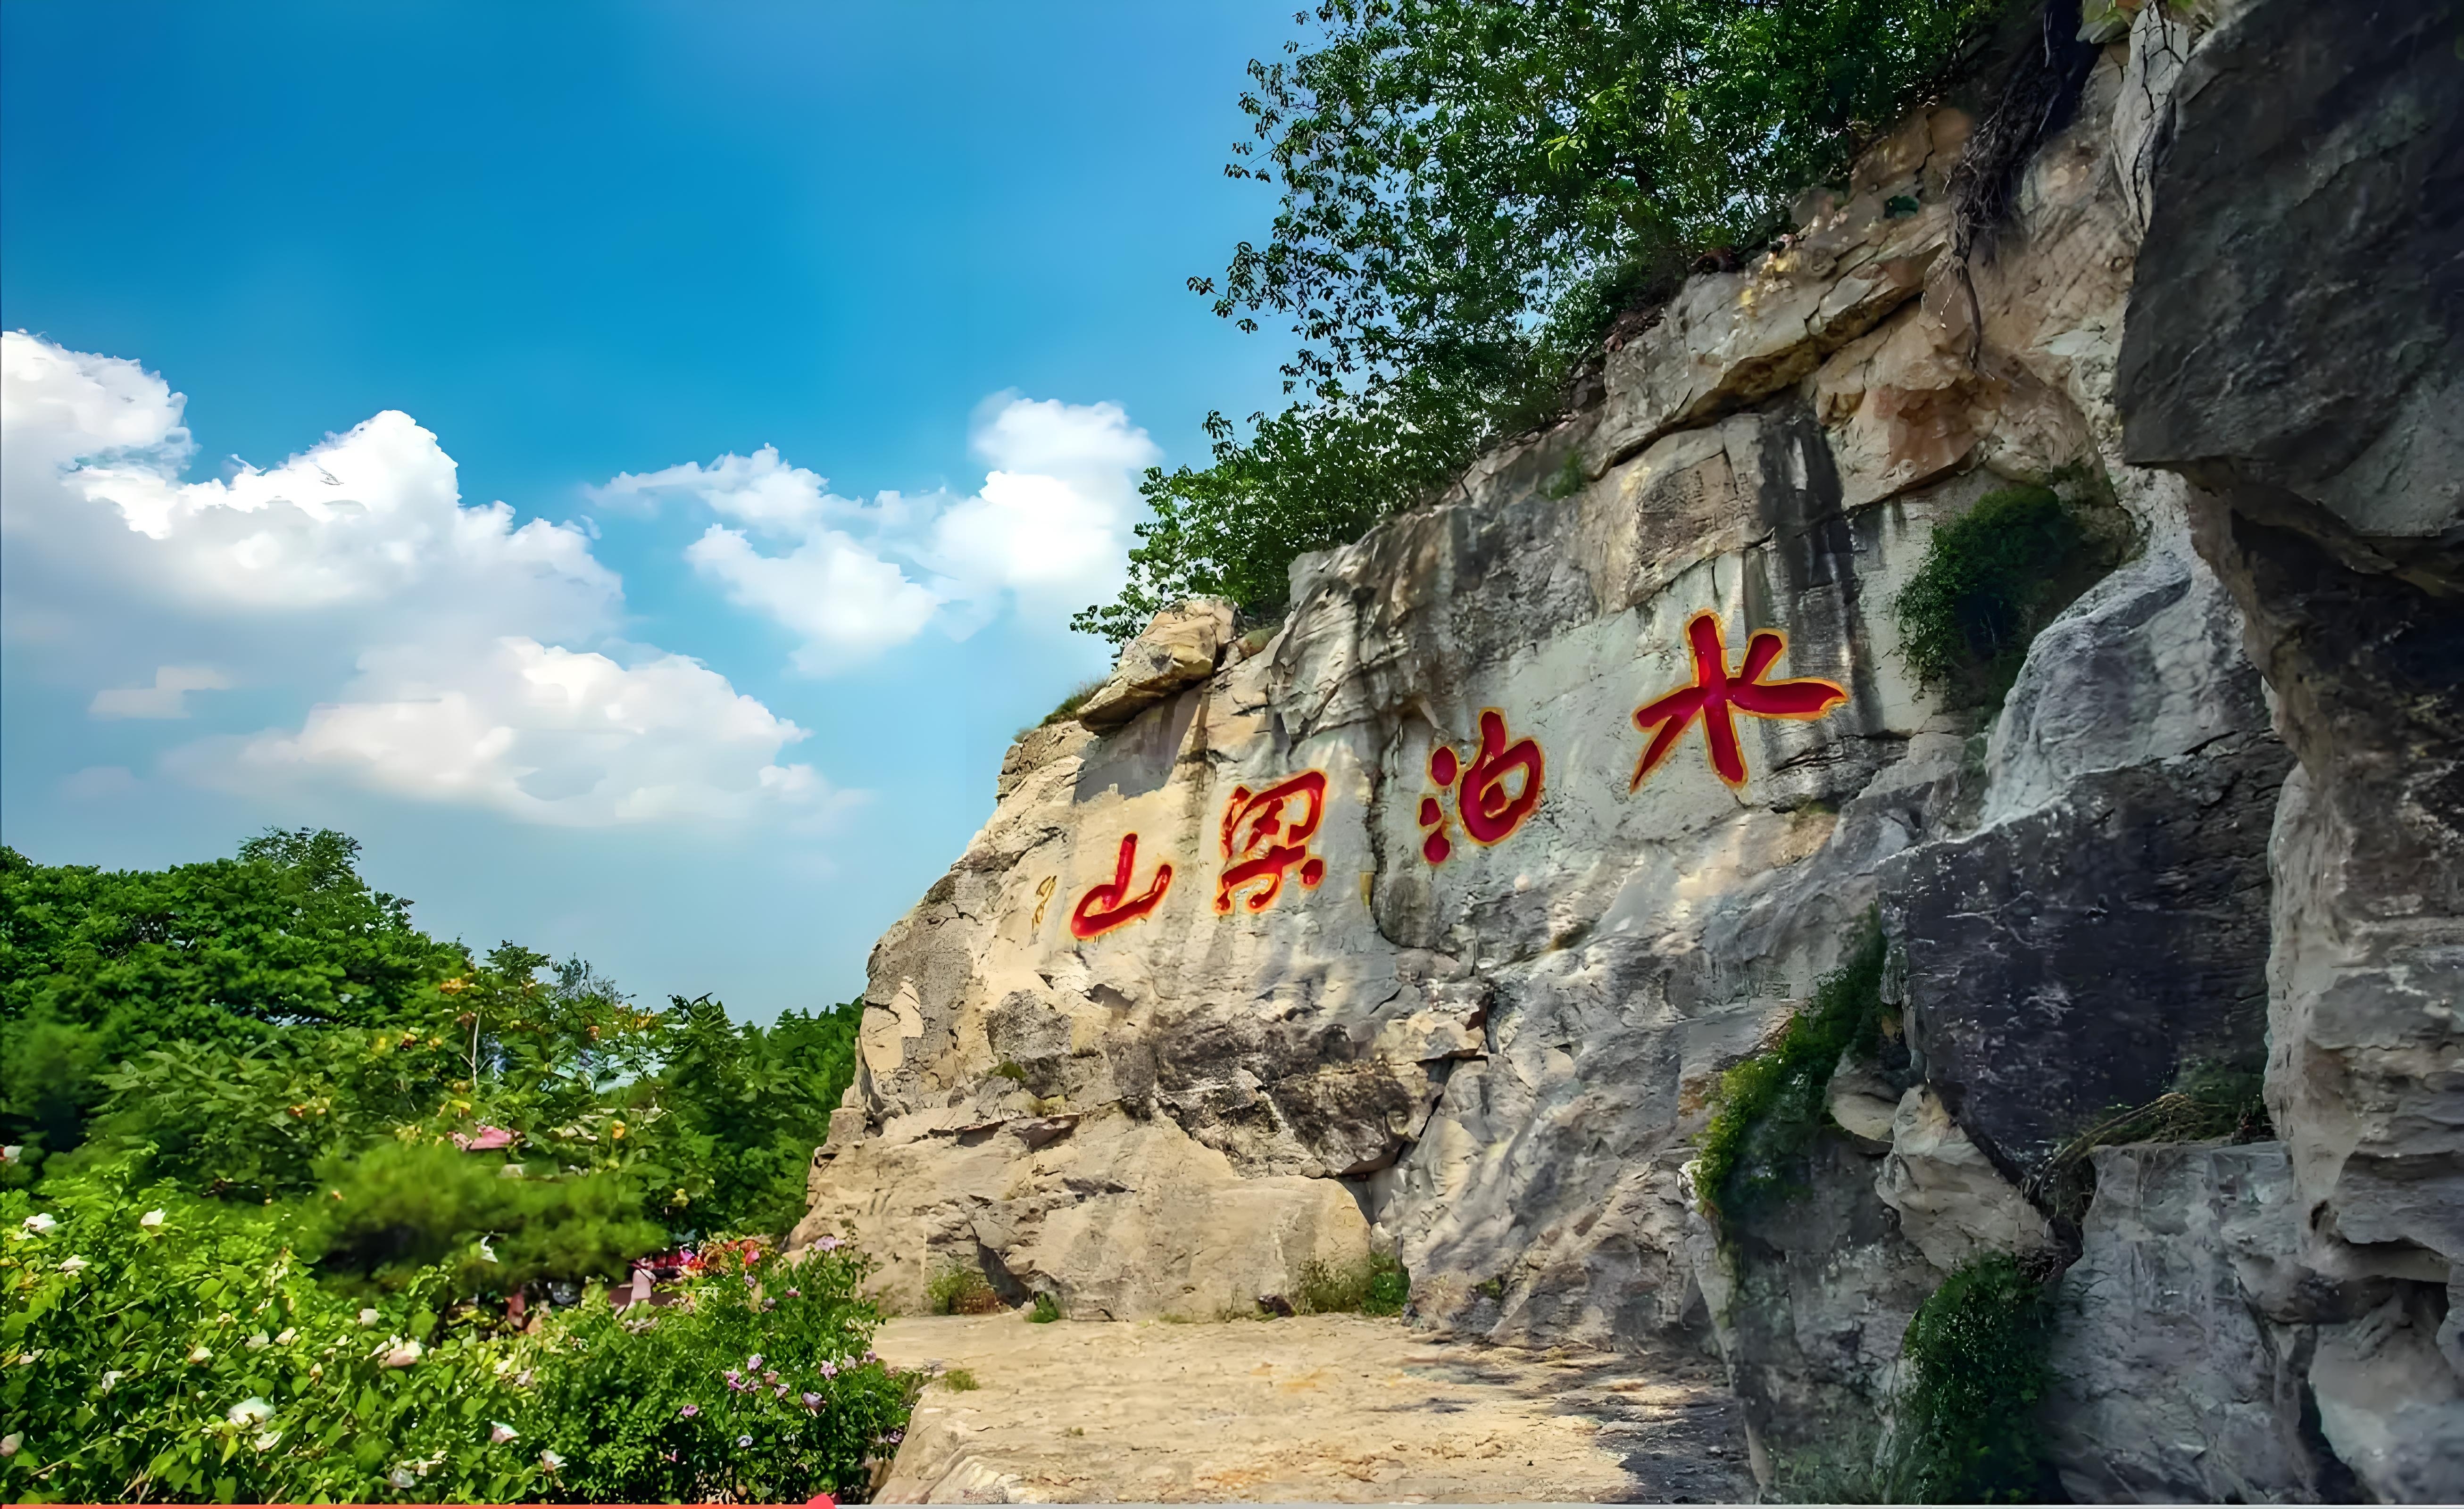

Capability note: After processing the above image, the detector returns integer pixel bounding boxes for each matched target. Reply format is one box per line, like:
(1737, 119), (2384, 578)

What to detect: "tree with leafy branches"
(1076, 0), (2008, 644)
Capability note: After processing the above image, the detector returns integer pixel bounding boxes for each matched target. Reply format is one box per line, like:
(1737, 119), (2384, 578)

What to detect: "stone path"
(872, 1312), (1754, 1503)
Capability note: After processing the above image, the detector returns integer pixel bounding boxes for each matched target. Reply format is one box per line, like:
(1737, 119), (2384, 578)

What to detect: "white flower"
(252, 1429), (283, 1452)
(2, 1144), (20, 1163)
(139, 1209), (165, 1228)
(388, 1467), (419, 1489)
(58, 1255), (87, 1273)
(476, 1237), (499, 1264)
(539, 1449), (564, 1471)
(227, 1397), (275, 1427)
(357, 1308), (381, 1327)
(100, 1370), (124, 1394)
(0, 1433), (17, 1457)
(20, 1213), (56, 1234)
(245, 1331), (270, 1351)
(379, 1339), (424, 1368)
(274, 1328), (297, 1345)
(489, 1421), (518, 1444)
(188, 1345), (213, 1364)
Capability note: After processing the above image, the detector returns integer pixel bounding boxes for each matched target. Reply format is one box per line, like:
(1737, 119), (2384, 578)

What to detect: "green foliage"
(523, 1238), (916, 1504)
(925, 1265), (1002, 1316)
(1292, 1252), (1412, 1317)
(0, 1168), (914, 1505)
(649, 994), (864, 1241)
(0, 1164), (537, 1504)
(1695, 923), (1887, 1221)
(1886, 1253), (2056, 1502)
(936, 1368), (981, 1393)
(1078, 0), (2010, 642)
(1027, 1291), (1062, 1324)
(1891, 483), (2113, 707)
(302, 1141), (666, 1297)
(0, 831), (465, 1164)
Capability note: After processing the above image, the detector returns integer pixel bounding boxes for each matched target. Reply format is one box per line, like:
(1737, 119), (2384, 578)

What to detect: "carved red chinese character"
(1418, 709), (1545, 864)
(1215, 771), (1328, 913)
(1069, 833), (1173, 939)
(1631, 611), (1848, 790)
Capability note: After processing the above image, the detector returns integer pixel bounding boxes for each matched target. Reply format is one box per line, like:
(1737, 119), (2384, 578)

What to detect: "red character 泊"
(1215, 771), (1329, 913)
(1419, 709), (1545, 864)
(1631, 611), (1848, 789)
(1069, 833), (1173, 939)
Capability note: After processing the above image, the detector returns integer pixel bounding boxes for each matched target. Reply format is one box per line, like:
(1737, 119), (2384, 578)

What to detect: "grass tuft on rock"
(1028, 1291), (1062, 1324)
(1694, 920), (1888, 1221)
(1891, 483), (2121, 710)
(1292, 1252), (1411, 1317)
(925, 1264), (1002, 1316)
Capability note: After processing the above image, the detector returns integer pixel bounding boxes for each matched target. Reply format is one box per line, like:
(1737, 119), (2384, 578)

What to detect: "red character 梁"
(1069, 833), (1173, 939)
(1215, 771), (1329, 913)
(1418, 709), (1545, 864)
(1631, 610), (1848, 790)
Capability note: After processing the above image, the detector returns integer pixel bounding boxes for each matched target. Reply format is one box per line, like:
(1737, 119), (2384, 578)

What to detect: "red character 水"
(1631, 611), (1848, 790)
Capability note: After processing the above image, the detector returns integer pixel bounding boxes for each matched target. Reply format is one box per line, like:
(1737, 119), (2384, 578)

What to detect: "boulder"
(1872, 1085), (2051, 1272)
(1072, 597), (1235, 730)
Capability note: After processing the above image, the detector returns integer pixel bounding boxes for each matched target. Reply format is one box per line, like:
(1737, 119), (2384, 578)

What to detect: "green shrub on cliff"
(1885, 1252), (2057, 1501)
(1076, 0), (2012, 642)
(1694, 922), (1888, 1221)
(1892, 482), (2123, 708)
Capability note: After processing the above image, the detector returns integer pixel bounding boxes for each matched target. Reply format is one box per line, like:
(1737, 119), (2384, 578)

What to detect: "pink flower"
(678, 1403), (699, 1418)
(450, 1125), (516, 1152)
(800, 1391), (822, 1410)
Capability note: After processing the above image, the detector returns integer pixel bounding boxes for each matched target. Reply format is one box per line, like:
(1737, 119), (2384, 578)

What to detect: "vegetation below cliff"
(0, 832), (907, 1503)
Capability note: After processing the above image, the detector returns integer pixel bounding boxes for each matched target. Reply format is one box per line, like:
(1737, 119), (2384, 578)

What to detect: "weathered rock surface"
(1873, 1085), (2053, 1272)
(802, 1), (2460, 1496)
(2114, 0), (2464, 1496)
(2047, 1143), (2359, 1503)
(1071, 597), (1235, 730)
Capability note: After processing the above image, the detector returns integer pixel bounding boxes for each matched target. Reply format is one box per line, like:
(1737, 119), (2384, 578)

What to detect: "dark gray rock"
(2118, 0), (2464, 539)
(1886, 741), (2288, 1170)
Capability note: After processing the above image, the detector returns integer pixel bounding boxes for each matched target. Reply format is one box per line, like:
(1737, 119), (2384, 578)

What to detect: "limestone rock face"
(804, 2), (2457, 1494)
(2047, 1143), (2359, 1503)
(2116, 4), (2464, 1495)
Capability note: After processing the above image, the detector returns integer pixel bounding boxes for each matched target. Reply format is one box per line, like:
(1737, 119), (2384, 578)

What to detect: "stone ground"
(871, 1312), (1755, 1503)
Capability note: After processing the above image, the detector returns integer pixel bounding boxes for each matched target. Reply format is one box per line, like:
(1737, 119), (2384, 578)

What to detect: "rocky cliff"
(797, 0), (2462, 1498)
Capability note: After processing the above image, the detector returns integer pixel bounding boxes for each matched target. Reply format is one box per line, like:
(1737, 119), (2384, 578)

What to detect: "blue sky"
(0, 1), (1298, 1018)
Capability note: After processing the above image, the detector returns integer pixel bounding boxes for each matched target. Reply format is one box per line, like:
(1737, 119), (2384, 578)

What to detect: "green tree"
(0, 831), (466, 1164)
(650, 995), (863, 1241)
(1078, 0), (2006, 643)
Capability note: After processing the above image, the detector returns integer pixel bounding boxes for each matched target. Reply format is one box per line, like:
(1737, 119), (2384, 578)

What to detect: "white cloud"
(591, 445), (840, 537)
(2, 333), (614, 638)
(2, 331), (839, 831)
(623, 392), (1158, 672)
(684, 525), (941, 674)
(60, 765), (141, 801)
(90, 665), (233, 720)
(174, 638), (839, 829)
